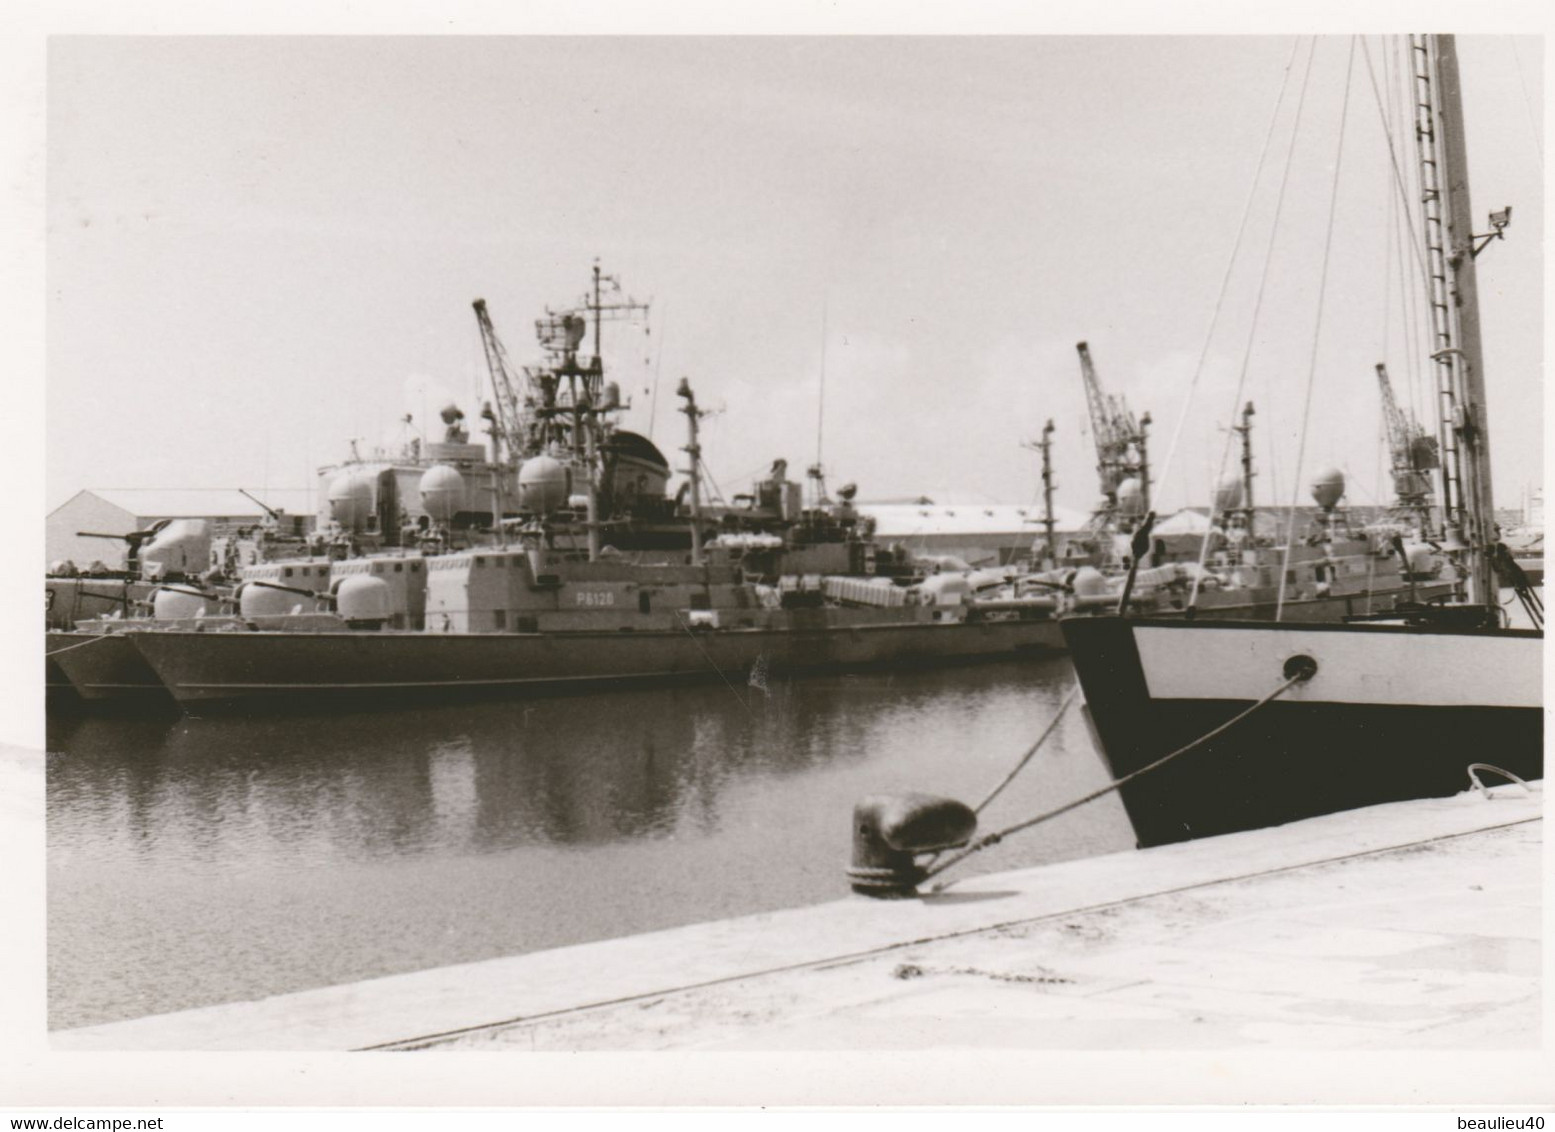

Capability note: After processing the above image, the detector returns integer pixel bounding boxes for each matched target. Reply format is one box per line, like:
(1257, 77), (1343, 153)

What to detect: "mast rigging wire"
(648, 310), (667, 441)
(1380, 37), (1421, 428)
(813, 299), (828, 509)
(1359, 38), (1436, 334)
(1186, 37), (1315, 611)
(1509, 38), (1544, 163)
(1276, 36), (1359, 622)
(1149, 37), (1303, 514)
(1389, 36), (1430, 435)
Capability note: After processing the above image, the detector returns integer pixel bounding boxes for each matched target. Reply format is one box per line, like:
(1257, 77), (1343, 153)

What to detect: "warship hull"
(47, 631), (174, 708)
(46, 656), (82, 712)
(129, 609), (1065, 712)
(45, 583), (1456, 709)
(1062, 616), (1543, 848)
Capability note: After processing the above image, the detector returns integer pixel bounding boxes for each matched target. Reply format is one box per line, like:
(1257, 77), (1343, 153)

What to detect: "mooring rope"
(674, 611), (754, 716)
(1466, 763), (1538, 800)
(970, 686), (1079, 816)
(923, 668), (1313, 886)
(45, 632), (119, 656)
(920, 685), (1081, 873)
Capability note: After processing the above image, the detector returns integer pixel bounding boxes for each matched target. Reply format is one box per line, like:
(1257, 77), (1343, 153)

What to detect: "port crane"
(1375, 362), (1439, 535)
(1076, 341), (1151, 544)
(472, 298), (529, 463)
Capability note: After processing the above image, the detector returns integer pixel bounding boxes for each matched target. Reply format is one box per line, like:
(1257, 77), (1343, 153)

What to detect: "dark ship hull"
(1061, 616), (1543, 848)
(129, 607), (1064, 712)
(47, 631), (173, 708)
(46, 656), (82, 712)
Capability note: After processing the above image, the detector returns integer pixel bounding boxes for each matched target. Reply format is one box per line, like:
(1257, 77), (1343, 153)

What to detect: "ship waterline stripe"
(167, 671), (693, 693)
(1134, 624), (1542, 709)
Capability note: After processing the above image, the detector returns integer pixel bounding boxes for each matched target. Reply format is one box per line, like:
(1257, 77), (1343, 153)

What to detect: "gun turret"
(238, 488), (283, 522)
(75, 521), (172, 573)
(75, 522), (167, 544)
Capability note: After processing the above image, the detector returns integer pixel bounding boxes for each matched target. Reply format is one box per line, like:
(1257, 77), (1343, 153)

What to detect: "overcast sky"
(44, 34), (1543, 519)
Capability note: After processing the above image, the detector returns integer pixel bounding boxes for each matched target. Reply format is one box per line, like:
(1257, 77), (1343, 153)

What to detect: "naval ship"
(50, 266), (1065, 712)
(1011, 348), (1456, 624)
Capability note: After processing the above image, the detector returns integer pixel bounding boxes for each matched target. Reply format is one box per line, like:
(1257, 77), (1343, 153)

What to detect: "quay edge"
(52, 783), (1544, 1076)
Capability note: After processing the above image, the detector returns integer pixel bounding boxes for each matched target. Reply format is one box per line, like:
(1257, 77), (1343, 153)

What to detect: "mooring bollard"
(847, 792), (977, 898)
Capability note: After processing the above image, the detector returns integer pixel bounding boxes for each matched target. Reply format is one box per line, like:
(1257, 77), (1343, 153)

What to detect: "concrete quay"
(54, 782), (1544, 1058)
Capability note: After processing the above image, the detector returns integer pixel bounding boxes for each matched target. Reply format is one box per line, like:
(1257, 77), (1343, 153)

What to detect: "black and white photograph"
(4, 1), (1551, 1117)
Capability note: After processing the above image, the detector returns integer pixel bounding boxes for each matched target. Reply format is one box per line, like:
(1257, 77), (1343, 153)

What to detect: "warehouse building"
(857, 497), (1091, 567)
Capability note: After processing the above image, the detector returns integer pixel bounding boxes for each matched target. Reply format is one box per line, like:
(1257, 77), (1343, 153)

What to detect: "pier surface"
(53, 781), (1543, 1054)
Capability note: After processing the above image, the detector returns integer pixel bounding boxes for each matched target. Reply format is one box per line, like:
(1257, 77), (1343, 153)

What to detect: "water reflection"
(49, 656), (1132, 1029)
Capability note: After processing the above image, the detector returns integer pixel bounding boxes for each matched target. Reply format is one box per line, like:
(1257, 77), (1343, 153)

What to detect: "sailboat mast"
(1039, 419), (1057, 569)
(1420, 33), (1498, 604)
(1236, 401), (1256, 534)
(677, 378), (705, 565)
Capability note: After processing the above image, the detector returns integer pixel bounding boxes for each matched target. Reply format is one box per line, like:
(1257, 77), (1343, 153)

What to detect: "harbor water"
(46, 655), (1132, 1030)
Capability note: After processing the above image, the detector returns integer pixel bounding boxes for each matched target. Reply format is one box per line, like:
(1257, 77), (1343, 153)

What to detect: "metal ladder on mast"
(1408, 35), (1469, 555)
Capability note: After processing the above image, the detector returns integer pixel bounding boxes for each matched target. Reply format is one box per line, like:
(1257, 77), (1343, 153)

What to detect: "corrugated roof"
(71, 488), (317, 519)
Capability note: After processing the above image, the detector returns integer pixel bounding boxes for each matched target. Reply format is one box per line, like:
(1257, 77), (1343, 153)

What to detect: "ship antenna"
(817, 300), (827, 473)
(1039, 420), (1057, 569)
(678, 378), (705, 565)
(808, 300), (830, 509)
(648, 310), (667, 441)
